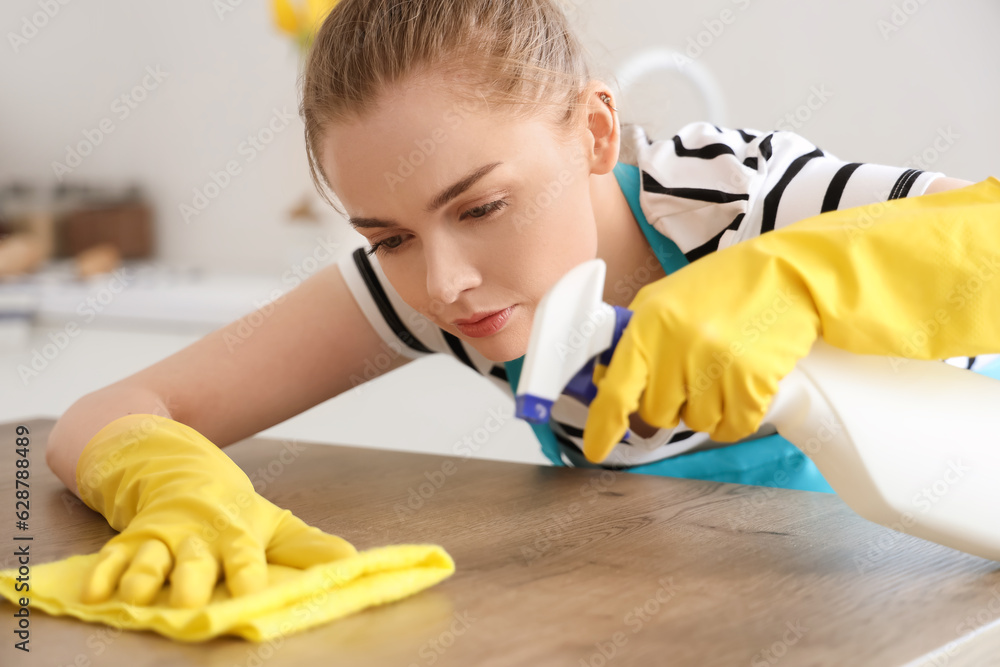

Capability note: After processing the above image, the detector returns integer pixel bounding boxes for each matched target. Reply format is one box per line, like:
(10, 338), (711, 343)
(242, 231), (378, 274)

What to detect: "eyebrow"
(348, 161), (504, 230)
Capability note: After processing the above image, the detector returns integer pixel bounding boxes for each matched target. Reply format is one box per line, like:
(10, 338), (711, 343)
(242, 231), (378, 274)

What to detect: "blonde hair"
(299, 0), (600, 213)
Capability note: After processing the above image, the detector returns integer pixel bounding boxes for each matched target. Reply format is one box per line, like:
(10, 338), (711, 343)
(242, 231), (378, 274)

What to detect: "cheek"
(531, 212), (599, 280)
(486, 222), (588, 304)
(380, 262), (439, 323)
(512, 182), (597, 255)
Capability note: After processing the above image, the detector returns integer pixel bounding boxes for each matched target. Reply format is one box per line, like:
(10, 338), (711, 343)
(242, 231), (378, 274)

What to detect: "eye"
(365, 236), (402, 258)
(460, 199), (508, 220)
(365, 199), (509, 258)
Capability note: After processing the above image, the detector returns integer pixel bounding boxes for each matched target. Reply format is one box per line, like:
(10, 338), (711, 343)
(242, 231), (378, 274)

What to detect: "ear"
(581, 80), (621, 176)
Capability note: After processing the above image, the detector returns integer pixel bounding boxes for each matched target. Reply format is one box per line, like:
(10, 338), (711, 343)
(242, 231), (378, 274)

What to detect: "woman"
(44, 0), (1000, 609)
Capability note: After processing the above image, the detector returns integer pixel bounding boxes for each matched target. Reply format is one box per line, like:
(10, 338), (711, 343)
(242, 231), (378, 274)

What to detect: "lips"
(452, 306), (516, 338)
(452, 309), (507, 325)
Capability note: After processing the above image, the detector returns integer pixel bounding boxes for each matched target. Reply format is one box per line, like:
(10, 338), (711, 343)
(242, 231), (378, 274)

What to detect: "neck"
(590, 168), (666, 308)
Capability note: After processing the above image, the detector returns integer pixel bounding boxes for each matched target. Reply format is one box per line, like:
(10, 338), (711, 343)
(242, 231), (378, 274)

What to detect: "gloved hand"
(76, 413), (357, 608)
(583, 176), (1000, 463)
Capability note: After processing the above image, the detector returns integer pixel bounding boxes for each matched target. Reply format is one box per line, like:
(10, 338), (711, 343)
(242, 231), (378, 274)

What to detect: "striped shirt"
(337, 121), (996, 468)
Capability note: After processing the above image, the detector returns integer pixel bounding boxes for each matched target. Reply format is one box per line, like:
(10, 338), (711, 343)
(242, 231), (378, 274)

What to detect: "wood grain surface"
(1, 417), (999, 667)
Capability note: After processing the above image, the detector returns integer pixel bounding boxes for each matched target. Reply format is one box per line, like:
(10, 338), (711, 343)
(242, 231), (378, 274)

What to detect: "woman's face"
(321, 76), (601, 362)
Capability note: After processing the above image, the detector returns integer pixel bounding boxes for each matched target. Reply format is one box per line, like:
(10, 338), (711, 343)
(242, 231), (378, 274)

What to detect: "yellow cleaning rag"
(0, 544), (454, 642)
(0, 413), (455, 642)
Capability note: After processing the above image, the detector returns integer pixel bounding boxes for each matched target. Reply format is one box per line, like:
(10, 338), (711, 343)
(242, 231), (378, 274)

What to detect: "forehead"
(319, 80), (560, 215)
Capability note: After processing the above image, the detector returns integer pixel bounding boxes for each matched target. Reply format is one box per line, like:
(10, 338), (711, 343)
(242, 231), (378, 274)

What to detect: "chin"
(471, 341), (525, 364)
(465, 331), (529, 364)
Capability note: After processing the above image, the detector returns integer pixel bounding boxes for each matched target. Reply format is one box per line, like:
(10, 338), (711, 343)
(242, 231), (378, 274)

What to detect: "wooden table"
(2, 418), (999, 667)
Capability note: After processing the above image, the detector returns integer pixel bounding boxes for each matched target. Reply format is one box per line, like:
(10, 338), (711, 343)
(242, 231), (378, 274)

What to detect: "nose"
(424, 231), (482, 308)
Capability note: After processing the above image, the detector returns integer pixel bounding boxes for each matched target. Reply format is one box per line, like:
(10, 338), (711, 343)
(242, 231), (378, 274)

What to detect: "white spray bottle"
(514, 258), (1000, 562)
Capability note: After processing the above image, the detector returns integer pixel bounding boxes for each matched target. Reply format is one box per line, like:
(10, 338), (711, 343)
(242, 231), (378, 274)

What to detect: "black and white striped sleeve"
(335, 246), (513, 389)
(633, 121), (945, 261)
(632, 122), (997, 373)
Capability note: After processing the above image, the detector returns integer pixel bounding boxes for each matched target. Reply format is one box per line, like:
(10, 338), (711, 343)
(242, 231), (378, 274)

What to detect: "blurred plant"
(271, 0), (342, 58)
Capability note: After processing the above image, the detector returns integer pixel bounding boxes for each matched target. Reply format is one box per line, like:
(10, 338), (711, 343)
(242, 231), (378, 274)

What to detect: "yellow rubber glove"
(583, 176), (1000, 463)
(75, 413), (358, 608)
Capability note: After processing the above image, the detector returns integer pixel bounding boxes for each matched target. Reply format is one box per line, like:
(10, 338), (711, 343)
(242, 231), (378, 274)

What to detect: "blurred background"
(1, 0), (997, 466)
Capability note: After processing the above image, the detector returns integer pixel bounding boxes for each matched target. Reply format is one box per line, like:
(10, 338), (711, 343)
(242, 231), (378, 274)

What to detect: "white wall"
(2, 0), (997, 463)
(3, 0), (996, 272)
(579, 0), (999, 181)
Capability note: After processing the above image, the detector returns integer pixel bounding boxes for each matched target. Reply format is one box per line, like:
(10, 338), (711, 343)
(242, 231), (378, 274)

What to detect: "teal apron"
(503, 161), (835, 493)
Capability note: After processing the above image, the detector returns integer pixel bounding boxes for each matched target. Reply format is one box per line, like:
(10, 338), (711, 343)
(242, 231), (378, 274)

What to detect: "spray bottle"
(514, 258), (1000, 562)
